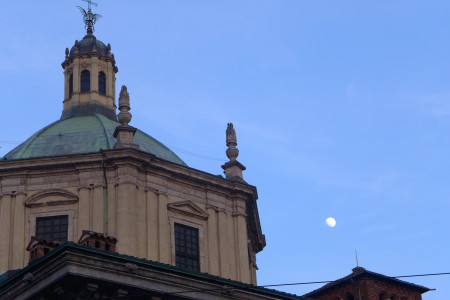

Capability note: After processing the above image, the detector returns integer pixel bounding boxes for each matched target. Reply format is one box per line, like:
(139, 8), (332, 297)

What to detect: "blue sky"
(1, 1), (450, 298)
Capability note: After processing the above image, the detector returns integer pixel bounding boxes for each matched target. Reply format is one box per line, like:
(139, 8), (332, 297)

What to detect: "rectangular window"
(36, 215), (68, 242)
(175, 223), (199, 271)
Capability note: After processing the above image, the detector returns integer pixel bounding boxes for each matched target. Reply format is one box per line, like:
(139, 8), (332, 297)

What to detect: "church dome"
(2, 114), (186, 166)
(69, 33), (108, 58)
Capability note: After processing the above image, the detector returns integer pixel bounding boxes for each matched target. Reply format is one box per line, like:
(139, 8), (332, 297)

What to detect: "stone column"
(73, 60), (80, 93)
(91, 58), (99, 93)
(136, 186), (147, 258)
(116, 182), (135, 254)
(78, 187), (90, 237)
(12, 193), (26, 269)
(206, 207), (219, 276)
(235, 213), (250, 283)
(92, 186), (104, 233)
(218, 210), (229, 278)
(0, 195), (12, 273)
(146, 188), (158, 261)
(158, 192), (170, 264)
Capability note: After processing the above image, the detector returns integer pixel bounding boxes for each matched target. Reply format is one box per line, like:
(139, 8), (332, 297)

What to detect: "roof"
(69, 33), (108, 58)
(2, 114), (186, 166)
(303, 267), (430, 298)
(0, 242), (305, 300)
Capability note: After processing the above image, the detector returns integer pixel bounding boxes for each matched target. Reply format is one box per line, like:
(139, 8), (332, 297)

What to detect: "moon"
(326, 217), (336, 228)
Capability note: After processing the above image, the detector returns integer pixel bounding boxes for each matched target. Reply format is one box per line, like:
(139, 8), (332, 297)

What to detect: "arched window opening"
(69, 74), (73, 96)
(346, 293), (355, 300)
(81, 70), (90, 93)
(391, 295), (399, 300)
(98, 71), (106, 95)
(379, 292), (388, 300)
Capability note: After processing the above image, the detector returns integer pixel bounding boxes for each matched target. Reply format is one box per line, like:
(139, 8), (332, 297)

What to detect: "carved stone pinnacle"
(118, 86), (131, 126)
(226, 123), (239, 161)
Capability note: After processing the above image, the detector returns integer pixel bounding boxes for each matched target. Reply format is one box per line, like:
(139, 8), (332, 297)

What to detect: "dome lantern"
(61, 1), (118, 121)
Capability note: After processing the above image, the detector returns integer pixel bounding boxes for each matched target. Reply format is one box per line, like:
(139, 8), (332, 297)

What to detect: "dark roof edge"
(0, 242), (304, 299)
(303, 268), (430, 297)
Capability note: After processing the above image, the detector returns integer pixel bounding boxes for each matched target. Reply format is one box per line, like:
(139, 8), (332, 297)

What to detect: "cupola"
(60, 3), (118, 121)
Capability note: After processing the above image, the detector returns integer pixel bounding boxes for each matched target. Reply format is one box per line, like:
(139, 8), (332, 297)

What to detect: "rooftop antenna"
(355, 249), (359, 267)
(77, 0), (102, 34)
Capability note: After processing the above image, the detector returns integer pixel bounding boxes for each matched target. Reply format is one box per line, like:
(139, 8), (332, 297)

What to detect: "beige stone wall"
(0, 152), (260, 284)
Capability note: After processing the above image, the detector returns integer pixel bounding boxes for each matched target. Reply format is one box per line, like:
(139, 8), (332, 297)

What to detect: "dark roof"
(303, 267), (430, 298)
(69, 33), (108, 58)
(0, 242), (305, 300)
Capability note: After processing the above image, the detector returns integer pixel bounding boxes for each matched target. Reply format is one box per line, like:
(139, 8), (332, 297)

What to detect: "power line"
(259, 272), (450, 288)
(51, 271), (450, 299)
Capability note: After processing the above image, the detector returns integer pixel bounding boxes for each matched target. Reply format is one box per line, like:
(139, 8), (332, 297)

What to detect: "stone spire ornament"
(113, 86), (139, 150)
(222, 123), (246, 182)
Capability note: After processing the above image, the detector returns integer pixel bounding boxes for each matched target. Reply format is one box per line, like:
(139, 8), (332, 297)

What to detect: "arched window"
(391, 295), (399, 300)
(98, 71), (106, 95)
(80, 70), (90, 93)
(346, 293), (355, 300)
(69, 74), (73, 96)
(379, 292), (388, 300)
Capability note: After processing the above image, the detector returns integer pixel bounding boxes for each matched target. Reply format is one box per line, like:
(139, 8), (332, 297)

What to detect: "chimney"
(26, 236), (62, 263)
(78, 230), (118, 252)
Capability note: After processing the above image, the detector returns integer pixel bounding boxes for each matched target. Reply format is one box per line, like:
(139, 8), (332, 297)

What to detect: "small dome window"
(98, 71), (106, 95)
(81, 70), (90, 93)
(69, 74), (73, 96)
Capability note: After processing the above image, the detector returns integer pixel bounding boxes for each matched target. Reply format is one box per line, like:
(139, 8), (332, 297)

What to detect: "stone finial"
(113, 86), (139, 149)
(222, 123), (246, 182)
(226, 123), (239, 161)
(65, 48), (69, 59)
(118, 86), (131, 125)
(74, 40), (80, 54)
(107, 43), (111, 56)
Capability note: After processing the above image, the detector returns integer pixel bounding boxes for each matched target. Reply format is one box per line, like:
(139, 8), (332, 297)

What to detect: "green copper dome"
(3, 114), (186, 166)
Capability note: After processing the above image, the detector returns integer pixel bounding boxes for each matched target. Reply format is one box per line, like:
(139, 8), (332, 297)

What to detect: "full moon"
(326, 217), (336, 228)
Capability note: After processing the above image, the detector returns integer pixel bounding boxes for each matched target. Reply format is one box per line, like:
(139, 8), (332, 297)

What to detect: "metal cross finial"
(82, 0), (98, 10)
(77, 0), (102, 34)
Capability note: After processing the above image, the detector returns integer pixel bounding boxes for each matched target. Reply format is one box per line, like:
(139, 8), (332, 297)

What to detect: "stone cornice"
(0, 149), (257, 198)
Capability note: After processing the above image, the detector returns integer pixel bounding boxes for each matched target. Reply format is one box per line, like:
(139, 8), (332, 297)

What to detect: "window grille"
(175, 223), (200, 271)
(69, 74), (73, 96)
(98, 71), (106, 95)
(36, 215), (68, 242)
(81, 70), (90, 93)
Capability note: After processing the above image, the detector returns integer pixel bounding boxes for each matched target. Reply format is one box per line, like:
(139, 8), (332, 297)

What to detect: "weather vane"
(77, 0), (102, 34)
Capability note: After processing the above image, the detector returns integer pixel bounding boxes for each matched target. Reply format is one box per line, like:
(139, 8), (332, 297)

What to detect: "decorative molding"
(232, 211), (247, 218)
(206, 205), (227, 214)
(22, 273), (35, 282)
(1, 190), (27, 196)
(125, 263), (138, 272)
(80, 61), (91, 70)
(25, 189), (79, 208)
(167, 200), (209, 220)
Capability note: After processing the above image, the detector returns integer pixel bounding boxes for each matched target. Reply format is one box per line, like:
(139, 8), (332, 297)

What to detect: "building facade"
(0, 4), (264, 286)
